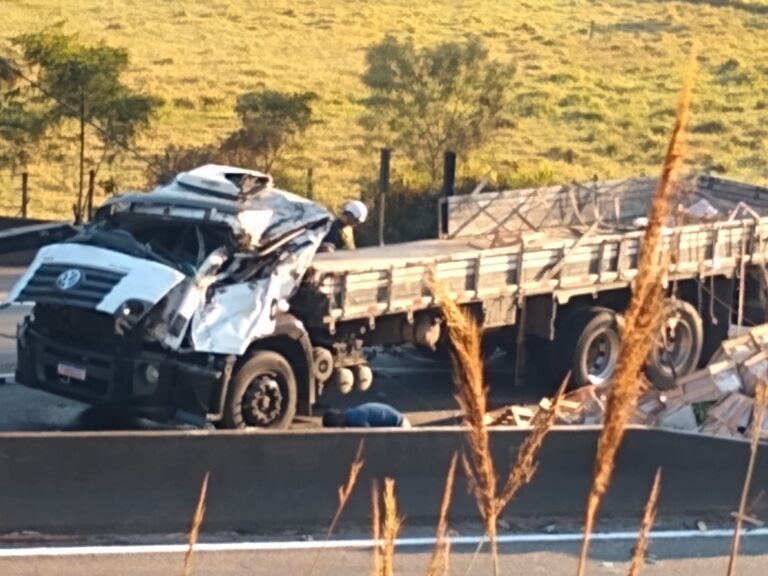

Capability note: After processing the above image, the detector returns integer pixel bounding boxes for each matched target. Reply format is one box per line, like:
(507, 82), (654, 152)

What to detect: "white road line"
(1, 528), (767, 557)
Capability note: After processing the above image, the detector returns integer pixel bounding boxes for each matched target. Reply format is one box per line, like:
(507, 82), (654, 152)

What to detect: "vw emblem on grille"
(56, 269), (83, 291)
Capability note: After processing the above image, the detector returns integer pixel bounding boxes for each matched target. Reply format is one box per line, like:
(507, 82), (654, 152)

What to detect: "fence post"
(378, 149), (390, 247)
(86, 169), (96, 221)
(306, 167), (314, 200)
(21, 172), (29, 218)
(441, 151), (456, 236)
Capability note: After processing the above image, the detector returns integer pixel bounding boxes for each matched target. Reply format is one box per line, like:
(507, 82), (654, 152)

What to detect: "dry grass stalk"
(372, 480), (382, 576)
(727, 381), (768, 576)
(576, 53), (696, 576)
(381, 478), (403, 576)
(181, 471), (210, 576)
(309, 440), (365, 576)
(500, 373), (568, 507)
(426, 271), (500, 570)
(627, 468), (662, 576)
(427, 271), (565, 576)
(426, 452), (458, 576)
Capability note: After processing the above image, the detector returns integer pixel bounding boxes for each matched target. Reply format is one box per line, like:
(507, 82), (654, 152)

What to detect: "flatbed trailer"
(293, 173), (768, 392)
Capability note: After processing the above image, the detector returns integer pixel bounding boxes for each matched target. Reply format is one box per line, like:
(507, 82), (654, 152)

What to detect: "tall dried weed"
(181, 471), (210, 576)
(372, 480), (382, 576)
(727, 381), (768, 576)
(500, 374), (568, 508)
(381, 478), (403, 576)
(627, 468), (662, 576)
(427, 272), (564, 575)
(309, 440), (365, 576)
(426, 273), (499, 568)
(426, 452), (458, 576)
(576, 50), (696, 576)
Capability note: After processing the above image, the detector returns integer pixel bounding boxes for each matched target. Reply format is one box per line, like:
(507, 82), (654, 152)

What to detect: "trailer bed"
(300, 175), (768, 328)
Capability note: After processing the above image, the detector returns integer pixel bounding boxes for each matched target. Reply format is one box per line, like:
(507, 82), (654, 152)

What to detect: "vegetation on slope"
(2, 0), (768, 222)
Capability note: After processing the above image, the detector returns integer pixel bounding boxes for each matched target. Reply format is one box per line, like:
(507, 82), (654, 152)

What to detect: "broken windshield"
(71, 213), (236, 274)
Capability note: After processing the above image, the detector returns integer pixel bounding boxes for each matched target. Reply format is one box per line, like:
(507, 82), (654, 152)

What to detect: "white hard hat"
(343, 200), (368, 223)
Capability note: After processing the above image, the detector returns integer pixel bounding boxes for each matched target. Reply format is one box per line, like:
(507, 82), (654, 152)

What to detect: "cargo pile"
(487, 324), (768, 440)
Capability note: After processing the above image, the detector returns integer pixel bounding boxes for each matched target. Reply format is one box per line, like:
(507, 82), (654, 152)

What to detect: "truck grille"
(18, 263), (126, 309)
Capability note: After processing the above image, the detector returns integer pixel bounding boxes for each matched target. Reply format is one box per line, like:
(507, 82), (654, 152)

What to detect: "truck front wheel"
(222, 351), (297, 429)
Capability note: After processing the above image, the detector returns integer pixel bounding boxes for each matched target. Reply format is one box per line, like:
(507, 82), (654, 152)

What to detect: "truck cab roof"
(98, 164), (331, 249)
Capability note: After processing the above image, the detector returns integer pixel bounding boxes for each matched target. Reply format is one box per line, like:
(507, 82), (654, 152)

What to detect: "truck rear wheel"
(222, 351), (297, 429)
(555, 307), (621, 389)
(645, 300), (703, 390)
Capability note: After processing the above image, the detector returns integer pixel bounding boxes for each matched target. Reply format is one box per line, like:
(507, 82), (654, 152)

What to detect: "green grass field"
(3, 0), (768, 219)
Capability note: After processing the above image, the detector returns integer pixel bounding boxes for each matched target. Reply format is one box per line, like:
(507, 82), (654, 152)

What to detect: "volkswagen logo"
(56, 269), (83, 291)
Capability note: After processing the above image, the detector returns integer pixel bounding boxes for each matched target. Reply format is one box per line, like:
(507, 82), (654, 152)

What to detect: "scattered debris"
(497, 518), (512, 530)
(729, 511), (765, 528)
(542, 523), (558, 534)
(487, 323), (768, 442)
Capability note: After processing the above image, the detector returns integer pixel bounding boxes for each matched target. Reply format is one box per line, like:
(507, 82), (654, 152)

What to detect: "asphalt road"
(1, 536), (767, 576)
(0, 267), (543, 432)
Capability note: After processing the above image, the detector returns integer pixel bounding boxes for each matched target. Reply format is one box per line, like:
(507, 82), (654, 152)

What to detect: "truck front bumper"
(16, 322), (225, 422)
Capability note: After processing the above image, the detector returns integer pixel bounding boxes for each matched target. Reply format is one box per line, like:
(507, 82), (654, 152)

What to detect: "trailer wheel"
(222, 351), (297, 429)
(556, 307), (621, 389)
(645, 300), (703, 390)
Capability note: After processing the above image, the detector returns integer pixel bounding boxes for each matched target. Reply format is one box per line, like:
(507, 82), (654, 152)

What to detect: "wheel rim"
(241, 374), (285, 427)
(651, 316), (694, 377)
(583, 329), (620, 384)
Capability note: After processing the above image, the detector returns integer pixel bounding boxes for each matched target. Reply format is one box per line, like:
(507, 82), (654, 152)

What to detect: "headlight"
(119, 299), (151, 319)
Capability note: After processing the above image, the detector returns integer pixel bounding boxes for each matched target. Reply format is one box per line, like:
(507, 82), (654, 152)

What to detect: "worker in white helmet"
(320, 200), (368, 251)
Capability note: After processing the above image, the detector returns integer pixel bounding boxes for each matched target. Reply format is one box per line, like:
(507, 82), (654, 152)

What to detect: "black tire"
(554, 307), (621, 389)
(222, 351), (297, 430)
(645, 300), (704, 390)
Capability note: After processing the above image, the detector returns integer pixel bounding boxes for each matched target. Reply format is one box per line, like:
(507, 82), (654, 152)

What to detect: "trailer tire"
(555, 307), (621, 389)
(645, 300), (703, 390)
(222, 351), (297, 430)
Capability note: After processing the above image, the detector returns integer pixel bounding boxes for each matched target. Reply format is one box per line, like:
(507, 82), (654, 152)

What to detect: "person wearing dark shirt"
(320, 200), (368, 252)
(322, 402), (411, 428)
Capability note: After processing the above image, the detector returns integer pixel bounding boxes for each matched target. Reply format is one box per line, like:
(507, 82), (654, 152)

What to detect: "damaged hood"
(4, 243), (186, 314)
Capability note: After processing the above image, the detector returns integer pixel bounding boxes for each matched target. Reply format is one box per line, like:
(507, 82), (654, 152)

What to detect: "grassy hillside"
(3, 0), (768, 219)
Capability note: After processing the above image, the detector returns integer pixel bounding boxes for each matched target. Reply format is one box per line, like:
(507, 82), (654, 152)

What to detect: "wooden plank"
(540, 221), (601, 283)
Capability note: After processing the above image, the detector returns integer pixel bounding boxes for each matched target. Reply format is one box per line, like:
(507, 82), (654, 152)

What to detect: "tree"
(361, 36), (515, 181)
(145, 143), (222, 187)
(222, 89), (318, 171)
(8, 30), (163, 221)
(0, 56), (49, 173)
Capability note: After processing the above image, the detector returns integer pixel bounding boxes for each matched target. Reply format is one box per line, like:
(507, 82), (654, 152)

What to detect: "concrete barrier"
(0, 426), (762, 536)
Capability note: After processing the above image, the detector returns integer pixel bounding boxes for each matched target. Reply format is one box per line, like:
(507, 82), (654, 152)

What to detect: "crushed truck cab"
(7, 164), (331, 428)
